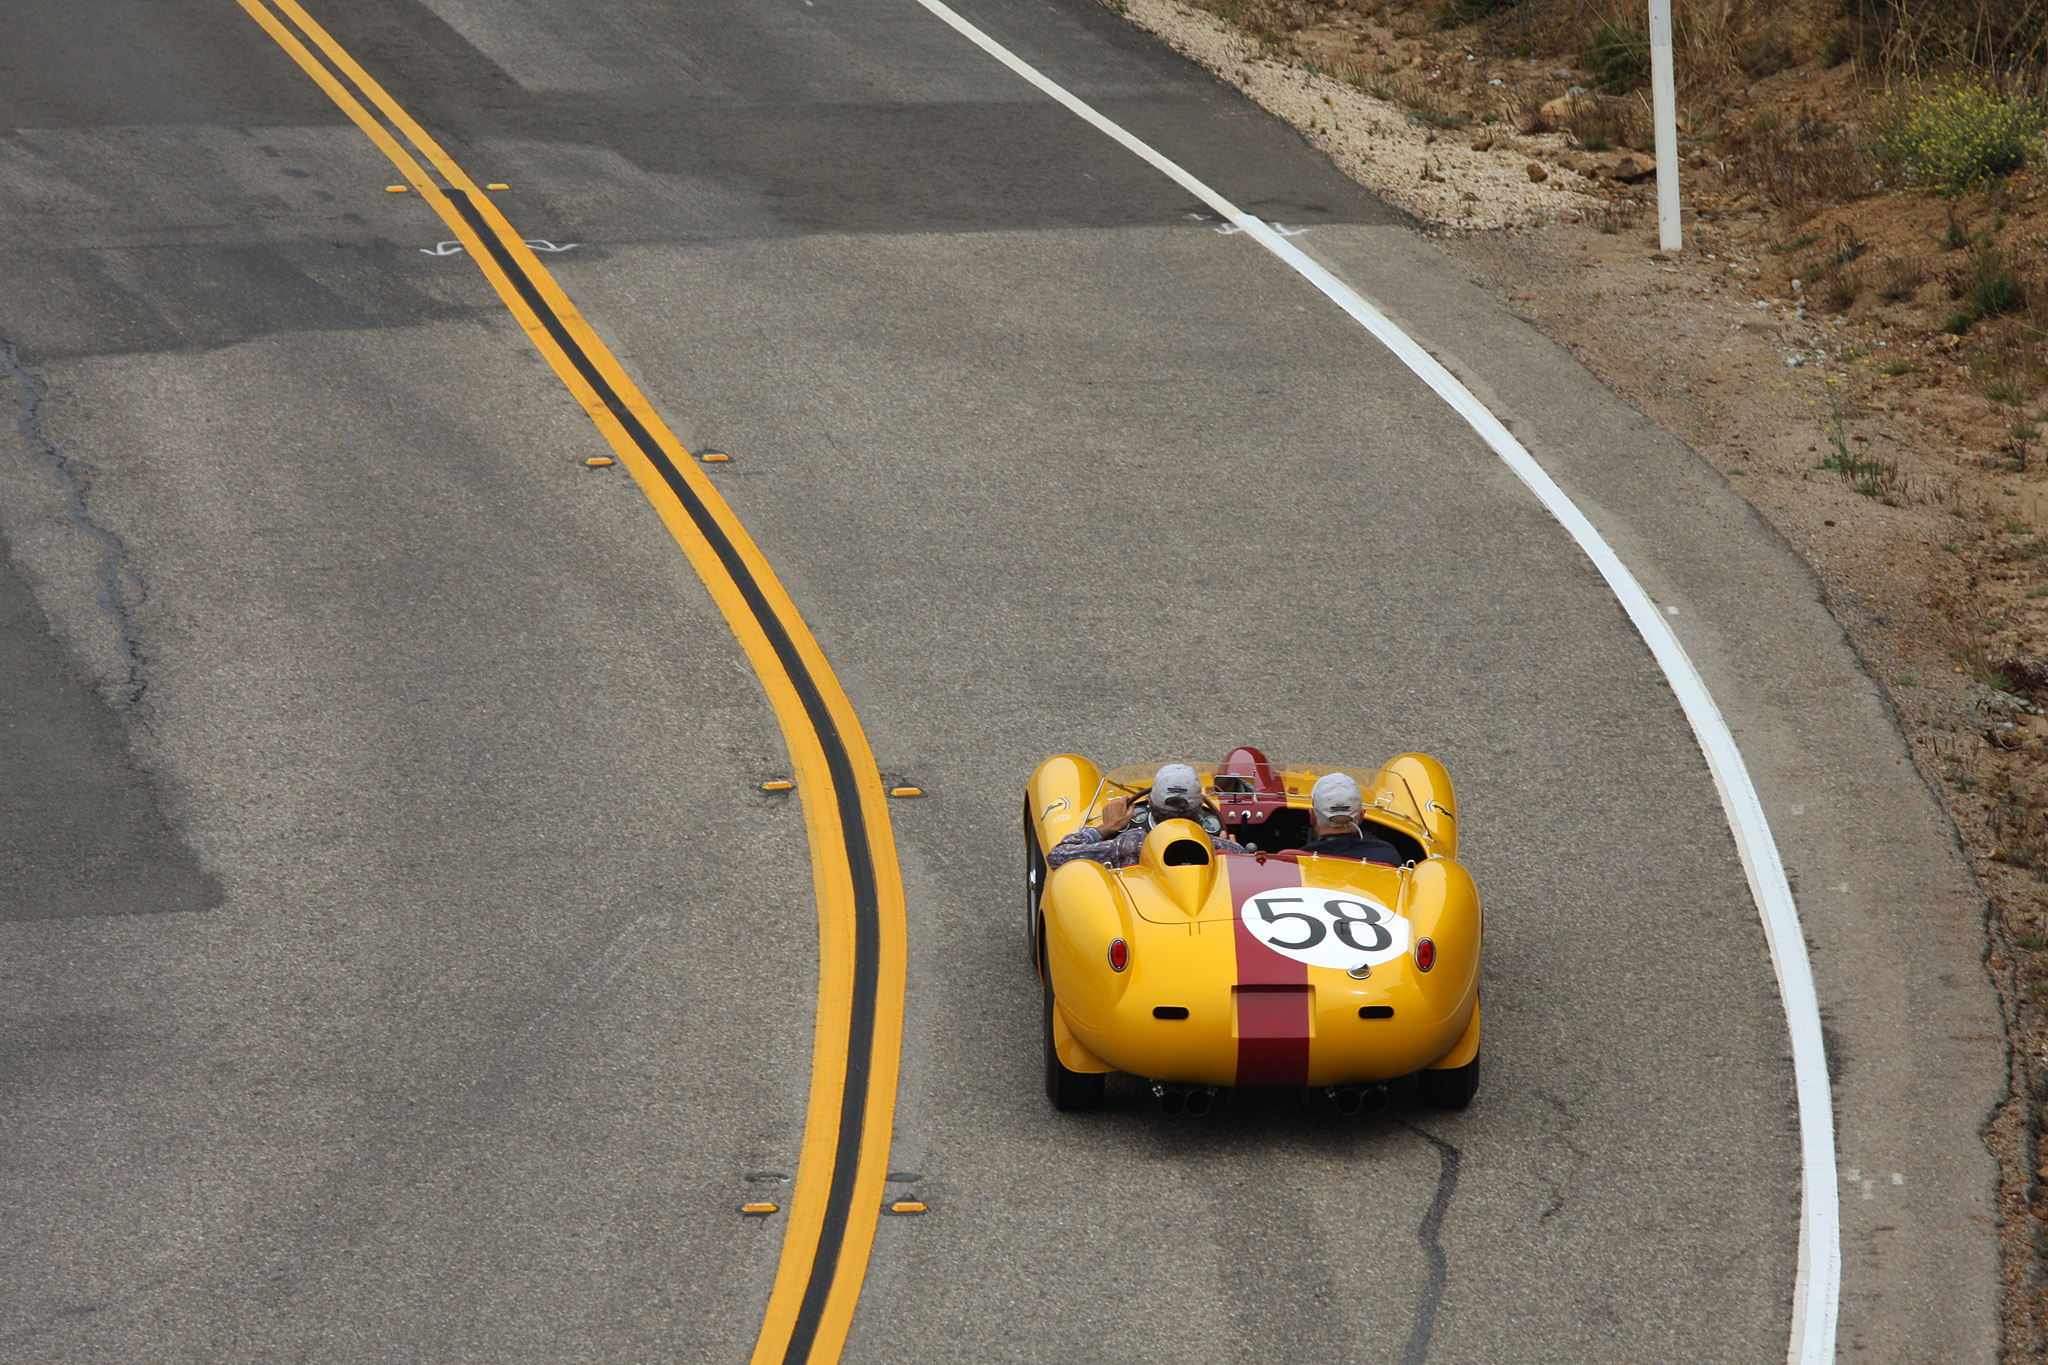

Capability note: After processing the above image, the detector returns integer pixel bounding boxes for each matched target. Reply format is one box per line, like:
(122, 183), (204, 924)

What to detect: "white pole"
(1649, 0), (1681, 250)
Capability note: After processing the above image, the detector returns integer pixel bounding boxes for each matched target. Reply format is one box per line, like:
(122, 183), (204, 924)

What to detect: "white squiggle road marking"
(424, 239), (580, 255)
(904, 5), (1839, 1362)
(1216, 220), (1309, 236)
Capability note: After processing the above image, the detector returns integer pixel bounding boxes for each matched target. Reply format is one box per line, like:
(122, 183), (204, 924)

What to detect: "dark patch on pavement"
(300, 0), (1407, 238)
(0, 0), (346, 132)
(0, 242), (487, 362)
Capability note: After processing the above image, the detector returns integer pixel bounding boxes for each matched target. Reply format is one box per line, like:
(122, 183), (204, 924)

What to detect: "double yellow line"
(229, 3), (908, 1360)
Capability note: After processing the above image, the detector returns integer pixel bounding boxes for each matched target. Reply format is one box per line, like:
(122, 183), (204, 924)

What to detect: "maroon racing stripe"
(1226, 855), (1312, 1087)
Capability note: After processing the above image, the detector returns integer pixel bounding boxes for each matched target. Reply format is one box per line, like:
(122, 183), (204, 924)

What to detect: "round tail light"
(1415, 938), (1436, 972)
(1108, 938), (1129, 972)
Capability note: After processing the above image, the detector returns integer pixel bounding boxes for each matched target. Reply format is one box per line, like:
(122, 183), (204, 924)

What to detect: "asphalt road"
(0, 1), (2006, 1362)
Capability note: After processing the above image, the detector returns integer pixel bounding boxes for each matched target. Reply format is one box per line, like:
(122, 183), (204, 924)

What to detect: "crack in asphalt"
(1396, 1121), (1461, 1365)
(1, 340), (147, 711)
(1530, 1089), (1588, 1221)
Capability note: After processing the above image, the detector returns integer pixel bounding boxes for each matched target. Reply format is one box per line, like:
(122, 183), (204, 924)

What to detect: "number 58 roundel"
(1243, 892), (1411, 971)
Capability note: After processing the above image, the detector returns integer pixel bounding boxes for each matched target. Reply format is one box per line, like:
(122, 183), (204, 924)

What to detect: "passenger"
(1048, 763), (1246, 870)
(1295, 772), (1403, 865)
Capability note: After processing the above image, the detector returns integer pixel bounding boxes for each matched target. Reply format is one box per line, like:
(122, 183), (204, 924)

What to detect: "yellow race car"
(1025, 746), (1480, 1114)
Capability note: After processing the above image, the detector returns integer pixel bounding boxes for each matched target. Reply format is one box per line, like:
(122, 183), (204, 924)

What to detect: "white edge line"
(908, 3), (1841, 1360)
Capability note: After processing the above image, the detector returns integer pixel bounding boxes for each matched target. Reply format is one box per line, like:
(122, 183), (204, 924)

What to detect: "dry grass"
(1990, 777), (2048, 876)
(1847, 0), (2048, 76)
(1932, 586), (2016, 689)
(1877, 254), (1926, 300)
(1818, 259), (1865, 309)
(1500, 81), (1552, 135)
(1469, 0), (1842, 93)
(1586, 195), (1644, 232)
(1562, 94), (1646, 150)
(1718, 108), (1881, 216)
(1457, 0), (2046, 89)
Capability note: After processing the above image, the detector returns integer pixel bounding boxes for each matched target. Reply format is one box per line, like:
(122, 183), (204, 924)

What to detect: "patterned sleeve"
(1048, 825), (1147, 869)
(1049, 826), (1242, 868)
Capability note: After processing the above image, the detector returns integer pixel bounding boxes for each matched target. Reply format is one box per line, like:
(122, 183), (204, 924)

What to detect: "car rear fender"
(1043, 857), (1134, 1027)
(1399, 856), (1482, 1016)
(1426, 999), (1481, 1071)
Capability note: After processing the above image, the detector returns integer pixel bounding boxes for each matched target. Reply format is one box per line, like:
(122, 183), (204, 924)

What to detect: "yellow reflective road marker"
(230, 5), (908, 1364)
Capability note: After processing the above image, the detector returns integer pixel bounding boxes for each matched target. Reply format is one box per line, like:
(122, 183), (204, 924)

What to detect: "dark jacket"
(1298, 829), (1401, 864)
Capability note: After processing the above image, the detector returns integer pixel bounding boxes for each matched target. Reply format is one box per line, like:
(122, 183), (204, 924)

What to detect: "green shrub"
(1879, 81), (2044, 194)
(1588, 22), (1649, 94)
(1937, 202), (1973, 250)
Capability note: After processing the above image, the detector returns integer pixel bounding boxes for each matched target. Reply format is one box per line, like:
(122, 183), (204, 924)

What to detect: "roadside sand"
(1124, 0), (1604, 228)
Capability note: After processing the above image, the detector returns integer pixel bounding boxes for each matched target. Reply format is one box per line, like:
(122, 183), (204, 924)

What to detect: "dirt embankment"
(1108, 0), (2048, 1347)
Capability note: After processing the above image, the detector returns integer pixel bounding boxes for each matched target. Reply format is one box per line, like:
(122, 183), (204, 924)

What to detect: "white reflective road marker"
(905, 3), (1838, 1361)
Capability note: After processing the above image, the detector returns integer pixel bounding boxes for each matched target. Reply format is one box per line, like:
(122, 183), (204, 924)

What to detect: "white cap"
(1311, 772), (1363, 826)
(1149, 764), (1204, 818)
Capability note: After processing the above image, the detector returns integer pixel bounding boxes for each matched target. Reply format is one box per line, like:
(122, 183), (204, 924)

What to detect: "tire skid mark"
(1396, 1120), (1461, 1365)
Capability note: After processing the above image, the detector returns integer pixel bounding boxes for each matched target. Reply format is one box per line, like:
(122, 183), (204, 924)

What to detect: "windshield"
(1097, 762), (1440, 842)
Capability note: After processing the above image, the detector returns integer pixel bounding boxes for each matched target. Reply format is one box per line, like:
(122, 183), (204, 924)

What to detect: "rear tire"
(1044, 983), (1105, 1112)
(1024, 806), (1048, 975)
(1418, 1052), (1478, 1110)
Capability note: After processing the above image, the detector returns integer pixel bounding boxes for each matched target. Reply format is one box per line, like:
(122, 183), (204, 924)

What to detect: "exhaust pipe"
(1326, 1084), (1390, 1116)
(1183, 1085), (1217, 1117)
(1151, 1081), (1186, 1116)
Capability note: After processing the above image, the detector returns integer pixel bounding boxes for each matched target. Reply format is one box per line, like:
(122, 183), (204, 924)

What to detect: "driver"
(1295, 772), (1402, 865)
(1048, 763), (1246, 870)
